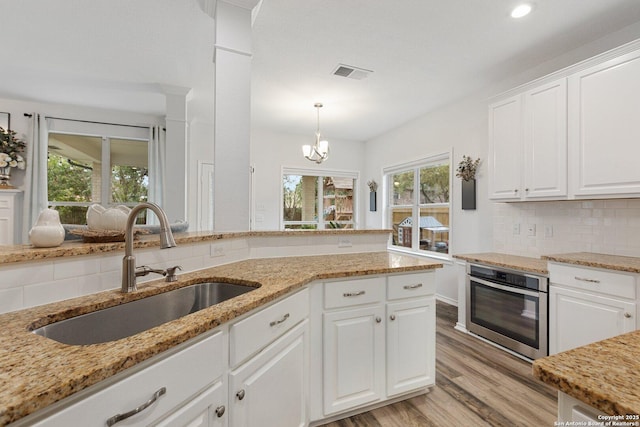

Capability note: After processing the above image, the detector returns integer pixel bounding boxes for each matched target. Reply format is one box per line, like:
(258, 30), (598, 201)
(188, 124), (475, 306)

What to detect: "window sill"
(387, 245), (453, 266)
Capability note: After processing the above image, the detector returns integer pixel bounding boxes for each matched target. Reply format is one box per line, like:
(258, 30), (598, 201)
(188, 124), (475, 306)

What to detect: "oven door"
(466, 276), (548, 360)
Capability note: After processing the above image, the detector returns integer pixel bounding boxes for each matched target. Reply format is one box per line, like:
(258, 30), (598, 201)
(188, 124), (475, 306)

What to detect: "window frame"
(383, 151), (452, 260)
(281, 166), (359, 230)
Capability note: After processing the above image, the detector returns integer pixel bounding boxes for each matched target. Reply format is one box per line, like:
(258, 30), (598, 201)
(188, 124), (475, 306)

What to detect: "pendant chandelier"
(302, 103), (329, 164)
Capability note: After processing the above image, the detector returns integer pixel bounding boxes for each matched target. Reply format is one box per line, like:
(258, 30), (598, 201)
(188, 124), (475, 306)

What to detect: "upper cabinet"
(568, 49), (640, 197)
(489, 40), (640, 201)
(488, 79), (567, 201)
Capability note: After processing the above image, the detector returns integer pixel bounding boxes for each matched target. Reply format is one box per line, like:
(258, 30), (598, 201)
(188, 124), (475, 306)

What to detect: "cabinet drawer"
(324, 277), (385, 309)
(0, 197), (13, 210)
(549, 263), (637, 299)
(387, 272), (435, 301)
(32, 330), (224, 427)
(229, 288), (309, 367)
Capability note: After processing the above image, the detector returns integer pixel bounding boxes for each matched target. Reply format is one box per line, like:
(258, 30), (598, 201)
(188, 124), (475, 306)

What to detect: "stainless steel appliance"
(466, 263), (548, 360)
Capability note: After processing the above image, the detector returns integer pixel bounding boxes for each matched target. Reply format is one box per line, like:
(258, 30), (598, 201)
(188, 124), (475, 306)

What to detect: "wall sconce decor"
(456, 155), (480, 210)
(367, 180), (377, 212)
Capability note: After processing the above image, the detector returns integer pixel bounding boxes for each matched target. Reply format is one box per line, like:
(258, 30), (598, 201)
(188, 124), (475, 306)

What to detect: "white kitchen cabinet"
(152, 380), (226, 427)
(549, 263), (637, 354)
(320, 272), (436, 418)
(568, 48), (640, 197)
(323, 304), (386, 415)
(488, 95), (522, 200)
(557, 392), (606, 424)
(386, 297), (435, 397)
(27, 330), (226, 427)
(488, 78), (567, 201)
(229, 321), (308, 427)
(0, 189), (23, 245)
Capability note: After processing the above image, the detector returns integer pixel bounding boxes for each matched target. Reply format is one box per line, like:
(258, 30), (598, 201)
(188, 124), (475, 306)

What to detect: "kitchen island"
(0, 251), (441, 425)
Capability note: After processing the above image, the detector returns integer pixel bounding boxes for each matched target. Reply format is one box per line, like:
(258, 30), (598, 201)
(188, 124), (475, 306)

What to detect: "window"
(385, 153), (451, 256)
(282, 169), (357, 230)
(46, 120), (153, 225)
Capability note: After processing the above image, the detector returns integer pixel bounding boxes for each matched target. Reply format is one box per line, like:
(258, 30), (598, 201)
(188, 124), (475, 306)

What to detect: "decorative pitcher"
(29, 208), (65, 248)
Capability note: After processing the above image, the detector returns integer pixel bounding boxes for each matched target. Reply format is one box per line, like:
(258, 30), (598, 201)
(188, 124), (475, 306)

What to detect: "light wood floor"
(320, 301), (557, 427)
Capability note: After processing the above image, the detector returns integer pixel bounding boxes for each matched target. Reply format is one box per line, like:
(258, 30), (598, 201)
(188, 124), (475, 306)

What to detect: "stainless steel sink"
(32, 282), (257, 345)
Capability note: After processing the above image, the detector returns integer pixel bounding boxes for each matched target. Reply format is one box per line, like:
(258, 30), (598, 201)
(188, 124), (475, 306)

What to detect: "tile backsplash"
(493, 199), (640, 258)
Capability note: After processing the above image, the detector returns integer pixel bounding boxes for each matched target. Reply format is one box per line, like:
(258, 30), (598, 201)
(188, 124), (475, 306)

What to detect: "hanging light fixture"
(302, 103), (330, 164)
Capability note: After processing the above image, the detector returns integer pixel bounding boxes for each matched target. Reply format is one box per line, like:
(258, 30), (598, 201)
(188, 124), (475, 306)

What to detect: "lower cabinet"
(153, 380), (227, 427)
(318, 272), (436, 420)
(557, 392), (605, 423)
(229, 321), (308, 427)
(548, 263), (638, 354)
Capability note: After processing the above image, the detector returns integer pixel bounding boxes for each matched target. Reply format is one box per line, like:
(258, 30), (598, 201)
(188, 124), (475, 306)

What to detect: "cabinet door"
(569, 49), (640, 197)
(152, 380), (226, 427)
(523, 79), (568, 199)
(229, 320), (308, 427)
(488, 95), (522, 200)
(323, 305), (385, 415)
(550, 287), (636, 354)
(386, 297), (435, 397)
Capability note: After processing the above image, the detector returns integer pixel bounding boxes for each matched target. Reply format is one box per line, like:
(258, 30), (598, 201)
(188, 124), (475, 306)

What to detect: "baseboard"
(454, 322), (467, 333)
(436, 294), (457, 306)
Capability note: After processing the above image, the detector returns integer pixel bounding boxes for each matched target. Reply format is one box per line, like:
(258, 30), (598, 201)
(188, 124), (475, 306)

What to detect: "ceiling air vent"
(332, 64), (373, 80)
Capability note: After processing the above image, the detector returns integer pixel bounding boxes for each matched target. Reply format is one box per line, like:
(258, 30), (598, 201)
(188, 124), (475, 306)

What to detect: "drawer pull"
(269, 313), (290, 327)
(403, 283), (423, 290)
(625, 312), (632, 318)
(215, 405), (226, 417)
(390, 314), (396, 321)
(574, 276), (600, 284)
(375, 316), (382, 323)
(343, 290), (365, 297)
(106, 387), (166, 426)
(236, 389), (246, 400)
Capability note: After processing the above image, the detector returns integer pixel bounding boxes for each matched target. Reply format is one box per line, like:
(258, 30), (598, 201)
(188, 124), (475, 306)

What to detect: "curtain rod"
(23, 113), (163, 130)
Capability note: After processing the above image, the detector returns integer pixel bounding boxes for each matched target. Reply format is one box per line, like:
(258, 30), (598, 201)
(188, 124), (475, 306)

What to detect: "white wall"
(250, 128), (366, 230)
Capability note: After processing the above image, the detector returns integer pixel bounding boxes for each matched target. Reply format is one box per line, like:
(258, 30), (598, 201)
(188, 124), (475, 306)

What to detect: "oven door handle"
(470, 276), (541, 298)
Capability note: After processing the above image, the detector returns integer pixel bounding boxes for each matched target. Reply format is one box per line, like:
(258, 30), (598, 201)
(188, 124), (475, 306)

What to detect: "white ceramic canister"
(86, 204), (131, 232)
(29, 208), (65, 248)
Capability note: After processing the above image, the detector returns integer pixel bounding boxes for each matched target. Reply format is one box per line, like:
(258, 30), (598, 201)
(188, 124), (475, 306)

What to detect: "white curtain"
(23, 114), (49, 242)
(148, 126), (166, 224)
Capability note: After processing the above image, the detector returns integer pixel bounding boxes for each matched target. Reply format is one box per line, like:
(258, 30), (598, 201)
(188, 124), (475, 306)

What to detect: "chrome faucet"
(122, 202), (177, 293)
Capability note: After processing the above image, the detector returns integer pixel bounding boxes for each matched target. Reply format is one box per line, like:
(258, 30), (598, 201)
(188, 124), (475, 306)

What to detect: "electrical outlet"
(527, 224), (536, 236)
(338, 239), (352, 248)
(544, 225), (553, 238)
(513, 223), (520, 235)
(210, 244), (225, 257)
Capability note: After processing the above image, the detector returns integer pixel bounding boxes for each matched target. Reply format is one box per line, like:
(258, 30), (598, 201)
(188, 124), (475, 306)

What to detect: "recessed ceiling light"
(511, 4), (532, 18)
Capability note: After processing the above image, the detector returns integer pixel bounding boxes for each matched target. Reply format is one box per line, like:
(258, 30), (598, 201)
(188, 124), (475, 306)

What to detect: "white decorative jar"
(29, 208), (65, 248)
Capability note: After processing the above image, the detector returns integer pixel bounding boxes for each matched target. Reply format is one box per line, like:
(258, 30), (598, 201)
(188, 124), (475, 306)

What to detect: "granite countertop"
(543, 252), (640, 273)
(533, 330), (640, 415)
(0, 229), (392, 265)
(0, 251), (441, 425)
(453, 252), (549, 275)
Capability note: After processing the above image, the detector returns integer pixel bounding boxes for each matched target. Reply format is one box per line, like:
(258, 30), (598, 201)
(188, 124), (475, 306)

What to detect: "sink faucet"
(122, 202), (177, 293)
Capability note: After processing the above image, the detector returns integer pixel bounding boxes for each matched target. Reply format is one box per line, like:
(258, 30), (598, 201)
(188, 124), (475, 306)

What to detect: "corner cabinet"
(568, 48), (640, 197)
(311, 272), (436, 422)
(549, 263), (638, 354)
(488, 78), (567, 201)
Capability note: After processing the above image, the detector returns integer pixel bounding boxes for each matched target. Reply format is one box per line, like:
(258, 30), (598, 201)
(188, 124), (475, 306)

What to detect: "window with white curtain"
(46, 119), (159, 225)
(384, 152), (451, 256)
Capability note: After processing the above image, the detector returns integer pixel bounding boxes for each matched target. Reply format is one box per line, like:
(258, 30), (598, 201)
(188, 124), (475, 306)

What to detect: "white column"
(212, 0), (258, 231)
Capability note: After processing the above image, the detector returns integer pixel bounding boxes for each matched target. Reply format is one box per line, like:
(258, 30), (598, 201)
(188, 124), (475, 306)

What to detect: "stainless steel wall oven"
(466, 263), (548, 360)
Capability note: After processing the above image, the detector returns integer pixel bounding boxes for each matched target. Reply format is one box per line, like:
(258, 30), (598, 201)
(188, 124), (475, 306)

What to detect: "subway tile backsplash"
(493, 199), (640, 258)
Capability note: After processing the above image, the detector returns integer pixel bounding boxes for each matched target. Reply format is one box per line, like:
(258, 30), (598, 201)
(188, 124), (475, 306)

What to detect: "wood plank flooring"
(320, 301), (557, 427)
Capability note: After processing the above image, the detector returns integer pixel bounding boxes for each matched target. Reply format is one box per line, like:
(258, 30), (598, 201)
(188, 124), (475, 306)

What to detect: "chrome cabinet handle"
(106, 387), (166, 426)
(215, 405), (226, 417)
(375, 317), (382, 323)
(574, 276), (600, 284)
(343, 290), (365, 297)
(625, 312), (632, 318)
(403, 283), (422, 290)
(390, 314), (396, 321)
(236, 389), (246, 400)
(269, 313), (290, 327)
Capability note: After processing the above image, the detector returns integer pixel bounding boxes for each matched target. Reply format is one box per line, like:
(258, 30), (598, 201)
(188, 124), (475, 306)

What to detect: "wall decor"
(456, 155), (480, 210)
(0, 112), (9, 130)
(367, 180), (377, 212)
